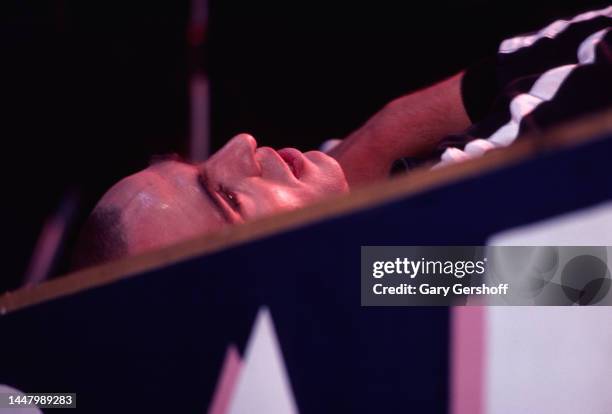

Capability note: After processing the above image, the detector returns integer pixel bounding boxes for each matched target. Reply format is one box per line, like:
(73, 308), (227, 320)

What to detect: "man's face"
(98, 133), (349, 256)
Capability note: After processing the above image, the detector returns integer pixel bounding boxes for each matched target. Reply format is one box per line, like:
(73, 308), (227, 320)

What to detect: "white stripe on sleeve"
(499, 6), (612, 54)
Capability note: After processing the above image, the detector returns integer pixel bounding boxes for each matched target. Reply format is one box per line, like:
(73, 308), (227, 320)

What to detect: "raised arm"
(329, 72), (470, 187)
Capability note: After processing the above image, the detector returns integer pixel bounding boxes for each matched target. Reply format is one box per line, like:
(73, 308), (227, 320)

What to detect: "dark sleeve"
(460, 10), (612, 124)
(460, 56), (500, 123)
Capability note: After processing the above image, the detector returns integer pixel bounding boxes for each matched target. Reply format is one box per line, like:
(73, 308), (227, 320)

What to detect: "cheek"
(304, 165), (349, 195)
(243, 185), (307, 218)
(318, 171), (349, 193)
(301, 153), (349, 194)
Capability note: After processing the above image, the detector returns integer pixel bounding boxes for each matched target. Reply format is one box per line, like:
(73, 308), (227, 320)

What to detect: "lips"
(277, 148), (304, 179)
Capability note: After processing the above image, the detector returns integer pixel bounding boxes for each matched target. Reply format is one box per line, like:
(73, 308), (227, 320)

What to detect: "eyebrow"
(197, 165), (235, 224)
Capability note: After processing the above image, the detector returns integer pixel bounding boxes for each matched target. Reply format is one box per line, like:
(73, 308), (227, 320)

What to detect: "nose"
(206, 133), (261, 177)
(223, 133), (257, 155)
(234, 133), (258, 153)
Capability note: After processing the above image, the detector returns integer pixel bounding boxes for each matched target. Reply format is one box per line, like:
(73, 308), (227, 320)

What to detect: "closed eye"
(218, 185), (241, 212)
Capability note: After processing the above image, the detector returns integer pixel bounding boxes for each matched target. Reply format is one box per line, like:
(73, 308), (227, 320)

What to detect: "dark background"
(1, 0), (608, 291)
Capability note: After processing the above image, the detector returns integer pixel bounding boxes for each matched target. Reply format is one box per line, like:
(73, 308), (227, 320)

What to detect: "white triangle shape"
(0, 385), (42, 414)
(227, 308), (298, 414)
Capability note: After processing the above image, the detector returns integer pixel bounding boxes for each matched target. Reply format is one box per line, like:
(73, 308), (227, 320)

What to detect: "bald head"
(71, 206), (127, 269)
(72, 160), (228, 269)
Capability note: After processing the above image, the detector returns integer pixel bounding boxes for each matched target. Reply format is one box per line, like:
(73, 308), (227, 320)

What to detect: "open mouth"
(277, 148), (304, 179)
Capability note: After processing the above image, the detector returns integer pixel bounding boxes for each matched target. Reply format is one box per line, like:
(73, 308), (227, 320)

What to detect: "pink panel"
(450, 307), (486, 414)
(207, 345), (242, 414)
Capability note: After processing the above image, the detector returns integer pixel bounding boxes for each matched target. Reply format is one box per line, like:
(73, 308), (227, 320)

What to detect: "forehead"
(137, 160), (224, 220)
(101, 160), (229, 254)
